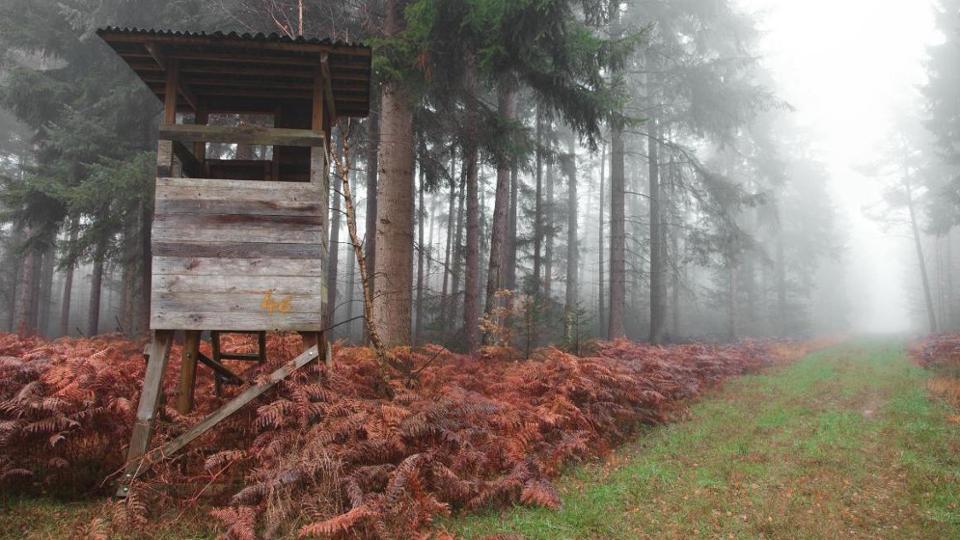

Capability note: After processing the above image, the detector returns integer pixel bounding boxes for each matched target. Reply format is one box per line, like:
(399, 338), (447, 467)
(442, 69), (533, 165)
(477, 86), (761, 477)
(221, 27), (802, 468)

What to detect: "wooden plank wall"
(151, 177), (326, 331)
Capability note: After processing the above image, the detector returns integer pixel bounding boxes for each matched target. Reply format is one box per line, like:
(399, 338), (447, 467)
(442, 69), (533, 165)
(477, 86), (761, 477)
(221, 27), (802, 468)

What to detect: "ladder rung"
(218, 353), (261, 362)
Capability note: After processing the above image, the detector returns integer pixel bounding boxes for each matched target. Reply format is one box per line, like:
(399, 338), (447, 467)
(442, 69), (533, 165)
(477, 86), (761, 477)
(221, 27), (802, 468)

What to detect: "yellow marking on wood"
(260, 291), (293, 314)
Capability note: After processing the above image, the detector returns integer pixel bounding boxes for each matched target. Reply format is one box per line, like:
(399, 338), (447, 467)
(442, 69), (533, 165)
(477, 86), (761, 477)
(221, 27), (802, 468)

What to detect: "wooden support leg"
(321, 332), (331, 367)
(300, 331), (318, 351)
(177, 330), (201, 414)
(211, 331), (221, 362)
(117, 330), (174, 497)
(257, 331), (267, 363)
(300, 331), (330, 367)
(121, 345), (321, 484)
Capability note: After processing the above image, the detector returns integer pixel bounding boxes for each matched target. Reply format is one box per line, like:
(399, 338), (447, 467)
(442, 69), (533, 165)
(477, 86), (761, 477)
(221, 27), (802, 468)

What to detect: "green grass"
(6, 339), (959, 539)
(0, 495), (217, 540)
(0, 497), (102, 540)
(446, 339), (960, 539)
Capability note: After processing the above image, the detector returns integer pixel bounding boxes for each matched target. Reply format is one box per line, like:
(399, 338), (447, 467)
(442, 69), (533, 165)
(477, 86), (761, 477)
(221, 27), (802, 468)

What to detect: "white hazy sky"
(737, 0), (940, 333)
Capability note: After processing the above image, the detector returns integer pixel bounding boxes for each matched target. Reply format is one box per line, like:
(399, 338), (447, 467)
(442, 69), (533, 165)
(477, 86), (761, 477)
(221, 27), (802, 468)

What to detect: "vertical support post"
(257, 331), (267, 364)
(304, 62), (330, 366)
(194, 108), (207, 178)
(157, 59), (179, 178)
(117, 329), (174, 497)
(312, 62), (327, 171)
(177, 330), (201, 414)
(302, 332), (319, 351)
(210, 330), (223, 396)
(210, 330), (221, 361)
(271, 105), (282, 181)
(143, 60), (180, 330)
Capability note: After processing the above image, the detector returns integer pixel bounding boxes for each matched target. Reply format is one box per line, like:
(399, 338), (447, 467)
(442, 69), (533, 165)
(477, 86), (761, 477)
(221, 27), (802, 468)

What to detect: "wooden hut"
(96, 27), (371, 495)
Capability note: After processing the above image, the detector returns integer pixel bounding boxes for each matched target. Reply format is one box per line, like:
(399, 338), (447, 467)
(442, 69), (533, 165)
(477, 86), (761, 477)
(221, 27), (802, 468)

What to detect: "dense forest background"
(0, 0), (957, 350)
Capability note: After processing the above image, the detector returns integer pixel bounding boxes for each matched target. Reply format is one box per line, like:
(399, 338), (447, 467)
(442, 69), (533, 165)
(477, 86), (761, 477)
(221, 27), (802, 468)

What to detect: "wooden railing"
(159, 124), (326, 148)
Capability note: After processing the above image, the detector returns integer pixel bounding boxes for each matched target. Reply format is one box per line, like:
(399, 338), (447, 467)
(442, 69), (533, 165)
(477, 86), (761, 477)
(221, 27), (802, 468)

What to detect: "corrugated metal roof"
(96, 26), (369, 50)
(96, 26), (371, 117)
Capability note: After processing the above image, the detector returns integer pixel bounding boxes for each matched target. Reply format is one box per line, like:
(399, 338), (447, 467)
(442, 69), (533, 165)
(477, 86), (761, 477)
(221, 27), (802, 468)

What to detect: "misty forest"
(1, 0), (959, 538)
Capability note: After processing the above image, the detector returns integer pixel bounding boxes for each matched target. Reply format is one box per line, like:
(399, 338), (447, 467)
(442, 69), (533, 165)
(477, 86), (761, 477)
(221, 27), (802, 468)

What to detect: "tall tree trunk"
(629, 164), (643, 336)
(37, 245), (55, 337)
(326, 163), (343, 338)
(544, 163), (554, 300)
(608, 117), (626, 339)
(506, 167), (519, 293)
(563, 131), (579, 343)
(364, 89), (380, 342)
(441, 155), (456, 321)
(648, 114), (666, 344)
(88, 236), (107, 337)
(532, 108), (544, 296)
(121, 264), (135, 335)
(947, 229), (954, 329)
(4, 227), (23, 332)
(598, 141), (606, 338)
(119, 217), (137, 336)
(483, 85), (516, 341)
(726, 261), (737, 341)
(345, 221), (357, 341)
(139, 196), (152, 335)
(776, 229), (787, 337)
(450, 173), (466, 327)
(462, 53), (481, 353)
(29, 245), (42, 334)
(670, 221), (680, 339)
(372, 0), (415, 347)
(15, 234), (38, 337)
(668, 159), (680, 339)
(427, 192), (436, 298)
(414, 169), (426, 345)
(906, 178), (938, 333)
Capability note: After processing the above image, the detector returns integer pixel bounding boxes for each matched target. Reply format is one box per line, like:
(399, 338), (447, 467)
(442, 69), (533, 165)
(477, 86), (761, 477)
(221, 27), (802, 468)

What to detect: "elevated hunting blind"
(96, 27), (371, 495)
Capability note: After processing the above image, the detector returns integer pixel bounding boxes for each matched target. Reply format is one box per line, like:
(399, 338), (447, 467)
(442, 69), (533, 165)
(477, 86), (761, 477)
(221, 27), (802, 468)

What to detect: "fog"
(2, 0), (956, 344)
(739, 0), (943, 334)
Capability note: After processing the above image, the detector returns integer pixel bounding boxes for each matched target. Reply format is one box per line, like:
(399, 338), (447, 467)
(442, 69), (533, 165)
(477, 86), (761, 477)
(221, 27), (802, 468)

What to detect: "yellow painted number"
(260, 291), (292, 314)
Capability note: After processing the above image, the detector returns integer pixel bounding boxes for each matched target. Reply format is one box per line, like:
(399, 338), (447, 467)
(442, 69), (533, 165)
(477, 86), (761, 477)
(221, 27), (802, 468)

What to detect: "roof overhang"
(96, 27), (372, 117)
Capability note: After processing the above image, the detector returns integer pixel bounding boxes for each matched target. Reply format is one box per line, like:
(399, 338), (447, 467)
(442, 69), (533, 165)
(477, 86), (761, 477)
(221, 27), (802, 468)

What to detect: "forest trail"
(451, 340), (960, 539)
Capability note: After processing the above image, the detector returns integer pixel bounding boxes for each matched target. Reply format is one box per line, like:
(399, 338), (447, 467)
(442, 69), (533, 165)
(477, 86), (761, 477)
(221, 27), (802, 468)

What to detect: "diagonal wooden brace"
(116, 344), (320, 497)
(197, 352), (244, 385)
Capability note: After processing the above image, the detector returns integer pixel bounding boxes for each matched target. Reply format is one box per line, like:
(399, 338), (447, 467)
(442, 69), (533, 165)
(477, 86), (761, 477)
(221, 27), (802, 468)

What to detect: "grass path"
(4, 339), (958, 539)
(449, 339), (960, 539)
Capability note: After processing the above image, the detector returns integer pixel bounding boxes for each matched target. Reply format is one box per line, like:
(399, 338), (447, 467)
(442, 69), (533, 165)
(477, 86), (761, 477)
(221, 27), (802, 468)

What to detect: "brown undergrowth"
(0, 333), (824, 538)
(910, 333), (960, 413)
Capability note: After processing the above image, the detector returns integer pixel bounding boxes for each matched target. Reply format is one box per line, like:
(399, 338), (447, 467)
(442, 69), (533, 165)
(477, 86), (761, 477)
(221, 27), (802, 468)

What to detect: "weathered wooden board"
(159, 124), (325, 147)
(157, 176), (322, 193)
(154, 274), (322, 294)
(156, 185), (320, 202)
(153, 241), (323, 259)
(153, 292), (324, 314)
(156, 198), (324, 217)
(156, 211), (322, 227)
(150, 175), (326, 332)
(156, 179), (322, 205)
(151, 310), (324, 331)
(152, 214), (323, 244)
(153, 256), (323, 277)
